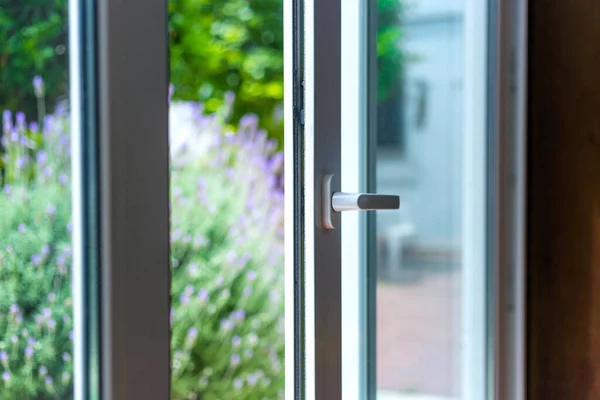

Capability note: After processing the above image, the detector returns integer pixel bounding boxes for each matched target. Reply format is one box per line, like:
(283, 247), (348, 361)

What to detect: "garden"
(0, 0), (402, 398)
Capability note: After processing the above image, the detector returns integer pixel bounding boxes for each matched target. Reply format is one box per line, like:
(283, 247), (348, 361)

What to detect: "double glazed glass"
(368, 2), (488, 398)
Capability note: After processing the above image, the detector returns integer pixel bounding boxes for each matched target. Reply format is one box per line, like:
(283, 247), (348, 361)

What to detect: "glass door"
(287, 0), (527, 399)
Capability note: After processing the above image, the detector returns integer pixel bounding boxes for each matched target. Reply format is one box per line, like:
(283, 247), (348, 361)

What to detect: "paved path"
(376, 269), (462, 397)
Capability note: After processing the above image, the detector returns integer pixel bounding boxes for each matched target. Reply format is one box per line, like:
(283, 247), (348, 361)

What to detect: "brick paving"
(376, 269), (462, 397)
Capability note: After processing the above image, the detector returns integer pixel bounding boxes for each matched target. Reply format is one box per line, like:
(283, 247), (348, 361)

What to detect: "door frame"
(284, 0), (529, 399)
(70, 0), (171, 398)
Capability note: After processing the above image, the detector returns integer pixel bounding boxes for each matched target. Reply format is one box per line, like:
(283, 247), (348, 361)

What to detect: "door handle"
(331, 193), (400, 211)
(322, 174), (400, 229)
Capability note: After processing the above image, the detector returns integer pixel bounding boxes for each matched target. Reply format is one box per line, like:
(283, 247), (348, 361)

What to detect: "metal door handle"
(331, 193), (400, 211)
(322, 174), (400, 229)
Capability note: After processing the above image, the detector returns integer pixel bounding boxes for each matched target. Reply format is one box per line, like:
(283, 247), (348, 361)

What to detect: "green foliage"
(169, 0), (284, 143)
(0, 1), (69, 118)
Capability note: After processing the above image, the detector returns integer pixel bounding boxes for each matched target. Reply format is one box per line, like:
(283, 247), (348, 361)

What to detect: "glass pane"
(370, 1), (487, 398)
(168, 1), (285, 398)
(0, 2), (75, 398)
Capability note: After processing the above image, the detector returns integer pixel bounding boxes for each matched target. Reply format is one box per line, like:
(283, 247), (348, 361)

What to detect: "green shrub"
(0, 99), (284, 399)
(0, 2), (69, 119)
(169, 0), (285, 144)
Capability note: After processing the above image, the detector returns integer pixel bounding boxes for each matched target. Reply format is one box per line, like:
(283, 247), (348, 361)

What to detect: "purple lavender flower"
(33, 76), (45, 98)
(27, 337), (36, 346)
(47, 319), (56, 329)
(18, 224), (27, 233)
(9, 304), (19, 314)
(247, 374), (258, 386)
(233, 378), (243, 389)
(246, 270), (257, 281)
(59, 173), (68, 185)
(9, 130), (19, 143)
(239, 114), (259, 131)
(39, 366), (48, 376)
(269, 152), (284, 172)
(11, 335), (18, 344)
(41, 244), (50, 255)
(230, 353), (241, 367)
(226, 251), (236, 264)
(3, 184), (12, 195)
(232, 309), (246, 322)
(232, 336), (241, 347)
(31, 254), (42, 266)
(67, 221), (73, 234)
(25, 346), (34, 358)
(69, 331), (74, 341)
(15, 111), (25, 130)
(63, 352), (71, 361)
(220, 319), (233, 332)
(2, 372), (9, 382)
(187, 263), (199, 275)
(2, 110), (12, 133)
(15, 314), (22, 324)
(215, 275), (224, 287)
(43, 115), (53, 136)
(15, 156), (26, 170)
(179, 293), (190, 305)
(45, 376), (53, 386)
(187, 327), (198, 340)
(37, 151), (47, 165)
(171, 229), (182, 243)
(198, 288), (209, 303)
(168, 84), (174, 104)
(29, 121), (39, 133)
(0, 351), (8, 362)
(47, 204), (57, 216)
(243, 286), (253, 297)
(42, 308), (52, 318)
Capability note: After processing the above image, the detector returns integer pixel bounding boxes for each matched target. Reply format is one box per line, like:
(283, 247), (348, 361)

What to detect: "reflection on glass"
(374, 1), (478, 398)
(0, 3), (73, 399)
(168, 1), (285, 398)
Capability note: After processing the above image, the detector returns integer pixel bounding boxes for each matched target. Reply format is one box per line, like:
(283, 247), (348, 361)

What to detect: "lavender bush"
(0, 82), (284, 399)
(0, 105), (73, 399)
(170, 100), (284, 399)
